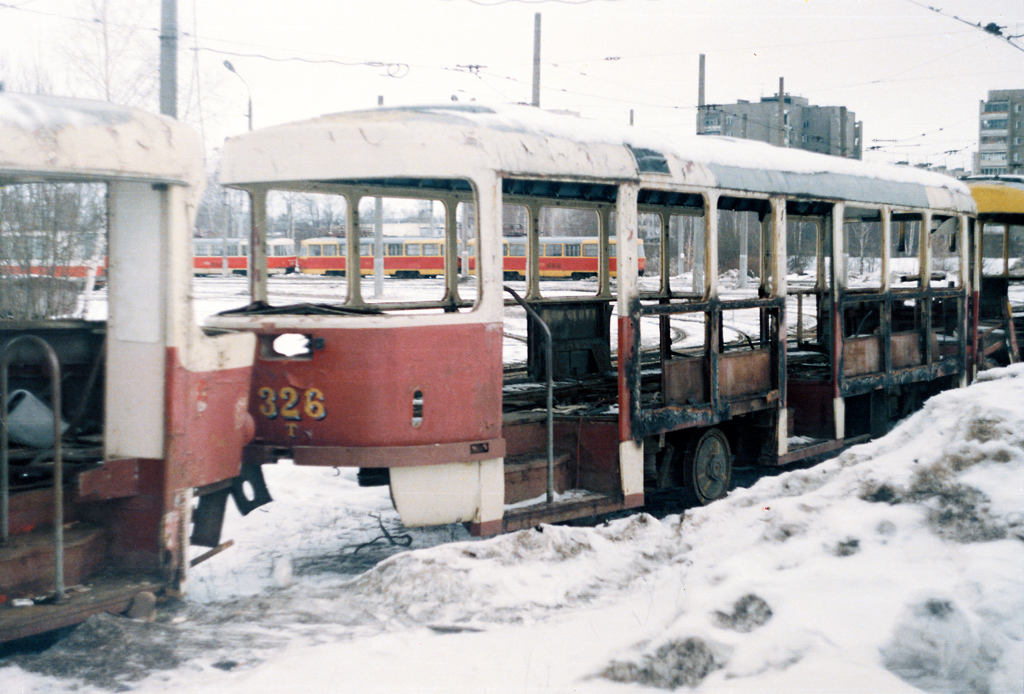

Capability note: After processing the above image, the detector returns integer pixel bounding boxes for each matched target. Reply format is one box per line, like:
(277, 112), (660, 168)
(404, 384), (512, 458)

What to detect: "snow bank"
(600, 363), (1024, 692)
(4, 366), (1022, 693)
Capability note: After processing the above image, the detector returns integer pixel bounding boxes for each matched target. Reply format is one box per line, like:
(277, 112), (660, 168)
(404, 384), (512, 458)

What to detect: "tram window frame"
(717, 195), (771, 299)
(405, 243), (422, 256)
(891, 211), (923, 291)
(842, 206), (883, 291)
(929, 215), (962, 288)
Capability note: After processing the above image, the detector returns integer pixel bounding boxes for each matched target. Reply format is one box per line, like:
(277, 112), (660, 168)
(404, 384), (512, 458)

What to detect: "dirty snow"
(3, 361), (1022, 692)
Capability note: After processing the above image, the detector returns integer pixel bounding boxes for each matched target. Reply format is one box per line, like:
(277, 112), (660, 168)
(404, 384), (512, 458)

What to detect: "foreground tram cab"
(0, 94), (256, 643)
(210, 104), (978, 536)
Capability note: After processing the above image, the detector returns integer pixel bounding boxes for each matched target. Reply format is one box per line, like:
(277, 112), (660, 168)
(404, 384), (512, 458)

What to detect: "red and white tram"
(296, 235), (643, 279)
(297, 236), (446, 277)
(193, 236), (295, 275)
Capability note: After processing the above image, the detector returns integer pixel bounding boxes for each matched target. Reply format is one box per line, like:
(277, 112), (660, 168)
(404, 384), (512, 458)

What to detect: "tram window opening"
(1010, 225), (1024, 277)
(672, 213), (706, 294)
(843, 207), (882, 290)
(891, 212), (922, 289)
(721, 307), (768, 352)
(929, 215), (961, 287)
(259, 333), (313, 360)
(717, 197), (768, 299)
(0, 181), (107, 321)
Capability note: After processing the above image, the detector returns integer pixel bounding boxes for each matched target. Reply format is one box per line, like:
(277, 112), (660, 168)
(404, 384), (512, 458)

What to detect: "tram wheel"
(679, 427), (732, 506)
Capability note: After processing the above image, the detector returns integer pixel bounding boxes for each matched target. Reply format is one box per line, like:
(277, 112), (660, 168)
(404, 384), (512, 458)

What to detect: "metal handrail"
(504, 286), (555, 503)
(1, 335), (65, 599)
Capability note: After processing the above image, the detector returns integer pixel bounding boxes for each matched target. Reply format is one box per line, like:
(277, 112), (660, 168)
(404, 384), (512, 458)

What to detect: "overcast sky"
(1, 0), (1022, 171)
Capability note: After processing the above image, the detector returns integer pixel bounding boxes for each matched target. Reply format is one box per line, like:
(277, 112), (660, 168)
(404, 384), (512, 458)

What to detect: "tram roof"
(221, 104), (974, 215)
(0, 92), (203, 189)
(965, 176), (1024, 222)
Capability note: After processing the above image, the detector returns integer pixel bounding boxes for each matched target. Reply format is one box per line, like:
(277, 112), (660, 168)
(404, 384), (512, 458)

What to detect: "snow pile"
(4, 366), (1023, 693)
(344, 513), (681, 627)
(597, 363), (1024, 692)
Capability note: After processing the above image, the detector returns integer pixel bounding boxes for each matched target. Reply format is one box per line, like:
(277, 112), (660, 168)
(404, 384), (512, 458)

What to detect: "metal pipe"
(0, 335), (65, 598)
(504, 286), (555, 502)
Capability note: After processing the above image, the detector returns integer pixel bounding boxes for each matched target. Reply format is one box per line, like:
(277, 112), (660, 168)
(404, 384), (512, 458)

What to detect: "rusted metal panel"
(164, 347), (253, 491)
(663, 356), (707, 405)
(787, 379), (836, 438)
(291, 438), (505, 468)
(843, 336), (881, 376)
(504, 452), (572, 505)
(720, 349), (771, 398)
(76, 458), (141, 501)
(0, 524), (105, 598)
(891, 332), (923, 369)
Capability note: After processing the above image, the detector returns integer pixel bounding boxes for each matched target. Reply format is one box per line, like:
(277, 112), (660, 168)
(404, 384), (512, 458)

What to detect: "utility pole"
(374, 96), (385, 298)
(697, 54), (706, 135)
(774, 78), (782, 146)
(159, 0), (176, 117)
(532, 13), (541, 107)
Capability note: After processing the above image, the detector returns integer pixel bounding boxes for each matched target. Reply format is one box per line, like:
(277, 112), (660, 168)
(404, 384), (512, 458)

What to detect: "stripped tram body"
(211, 105), (977, 536)
(1, 95), (257, 643)
(965, 176), (1024, 365)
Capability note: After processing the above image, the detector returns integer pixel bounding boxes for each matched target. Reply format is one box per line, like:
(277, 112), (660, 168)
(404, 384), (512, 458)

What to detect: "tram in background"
(966, 175), (1024, 365)
(487, 236), (645, 279)
(297, 236), (446, 277)
(1, 94), (257, 644)
(209, 104), (977, 537)
(0, 230), (107, 283)
(192, 236), (295, 275)
(296, 235), (645, 279)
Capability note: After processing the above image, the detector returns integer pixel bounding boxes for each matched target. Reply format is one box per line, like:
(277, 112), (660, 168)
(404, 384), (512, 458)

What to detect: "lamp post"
(223, 60), (252, 131)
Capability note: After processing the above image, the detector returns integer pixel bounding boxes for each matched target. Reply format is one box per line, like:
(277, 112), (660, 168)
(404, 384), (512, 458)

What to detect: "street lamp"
(223, 60), (252, 131)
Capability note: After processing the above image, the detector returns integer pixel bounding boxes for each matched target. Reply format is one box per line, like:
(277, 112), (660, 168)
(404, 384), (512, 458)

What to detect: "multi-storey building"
(975, 89), (1024, 175)
(698, 94), (862, 159)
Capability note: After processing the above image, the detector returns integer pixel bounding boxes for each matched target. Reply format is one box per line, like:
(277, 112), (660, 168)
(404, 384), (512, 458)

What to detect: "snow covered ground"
(4, 356), (1023, 692)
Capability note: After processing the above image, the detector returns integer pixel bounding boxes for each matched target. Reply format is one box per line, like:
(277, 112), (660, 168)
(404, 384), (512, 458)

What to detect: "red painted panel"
(250, 322), (503, 449)
(165, 348), (255, 490)
(618, 316), (635, 442)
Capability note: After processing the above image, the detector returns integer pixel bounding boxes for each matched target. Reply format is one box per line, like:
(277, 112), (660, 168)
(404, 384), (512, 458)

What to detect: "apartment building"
(698, 94), (863, 159)
(975, 89), (1024, 175)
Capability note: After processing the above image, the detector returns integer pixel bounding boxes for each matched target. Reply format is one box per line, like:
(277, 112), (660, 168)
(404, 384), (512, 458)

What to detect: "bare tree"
(62, 0), (157, 109)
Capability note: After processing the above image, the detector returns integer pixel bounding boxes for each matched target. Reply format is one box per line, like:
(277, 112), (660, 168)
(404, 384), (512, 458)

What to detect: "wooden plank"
(0, 573), (164, 644)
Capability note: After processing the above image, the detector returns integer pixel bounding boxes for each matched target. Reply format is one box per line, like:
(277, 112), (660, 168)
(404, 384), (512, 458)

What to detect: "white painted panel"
(108, 181), (164, 344)
(390, 459), (504, 527)
(105, 181), (166, 459)
(104, 339), (165, 459)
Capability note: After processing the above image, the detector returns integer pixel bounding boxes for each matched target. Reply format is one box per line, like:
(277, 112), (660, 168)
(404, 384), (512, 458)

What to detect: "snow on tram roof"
(221, 103), (974, 214)
(0, 92), (203, 188)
